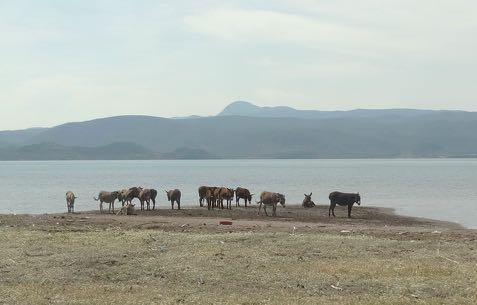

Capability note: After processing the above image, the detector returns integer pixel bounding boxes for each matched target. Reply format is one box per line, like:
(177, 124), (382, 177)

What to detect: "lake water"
(0, 159), (476, 228)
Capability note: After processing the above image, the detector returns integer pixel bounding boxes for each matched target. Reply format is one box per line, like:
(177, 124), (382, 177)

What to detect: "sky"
(1, 0), (476, 130)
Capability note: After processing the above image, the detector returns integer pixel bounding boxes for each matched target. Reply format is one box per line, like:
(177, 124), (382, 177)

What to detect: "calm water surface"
(0, 159), (476, 228)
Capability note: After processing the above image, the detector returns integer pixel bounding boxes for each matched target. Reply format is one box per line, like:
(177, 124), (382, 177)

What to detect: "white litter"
(331, 285), (343, 291)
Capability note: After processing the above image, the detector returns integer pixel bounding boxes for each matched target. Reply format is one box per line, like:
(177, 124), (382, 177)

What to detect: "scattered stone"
(331, 284), (343, 291)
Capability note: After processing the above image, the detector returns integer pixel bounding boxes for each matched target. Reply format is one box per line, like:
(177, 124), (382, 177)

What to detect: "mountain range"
(1, 101), (477, 160)
(218, 101), (445, 119)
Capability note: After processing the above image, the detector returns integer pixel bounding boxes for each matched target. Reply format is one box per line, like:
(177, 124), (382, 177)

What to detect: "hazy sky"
(1, 0), (476, 130)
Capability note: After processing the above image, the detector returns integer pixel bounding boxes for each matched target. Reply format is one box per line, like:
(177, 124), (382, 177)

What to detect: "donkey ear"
(310, 192), (312, 196)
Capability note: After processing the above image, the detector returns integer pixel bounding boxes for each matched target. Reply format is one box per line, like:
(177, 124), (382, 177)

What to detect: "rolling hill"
(1, 102), (477, 160)
(218, 101), (446, 119)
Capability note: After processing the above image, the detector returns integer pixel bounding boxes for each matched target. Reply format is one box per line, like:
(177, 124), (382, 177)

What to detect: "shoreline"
(1, 202), (471, 230)
(0, 205), (469, 234)
(371, 206), (468, 230)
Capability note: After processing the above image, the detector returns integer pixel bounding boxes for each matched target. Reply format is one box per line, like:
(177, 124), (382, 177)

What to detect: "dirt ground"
(1, 205), (476, 304)
(0, 205), (472, 241)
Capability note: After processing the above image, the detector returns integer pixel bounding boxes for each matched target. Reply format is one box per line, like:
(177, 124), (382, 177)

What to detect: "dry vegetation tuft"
(1, 218), (476, 304)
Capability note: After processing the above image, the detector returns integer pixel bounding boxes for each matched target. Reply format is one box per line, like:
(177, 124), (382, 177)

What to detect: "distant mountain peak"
(226, 101), (258, 108)
(219, 101), (317, 118)
(218, 101), (262, 116)
(217, 101), (448, 119)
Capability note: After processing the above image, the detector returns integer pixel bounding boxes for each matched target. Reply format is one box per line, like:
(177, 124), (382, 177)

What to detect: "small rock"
(331, 285), (343, 291)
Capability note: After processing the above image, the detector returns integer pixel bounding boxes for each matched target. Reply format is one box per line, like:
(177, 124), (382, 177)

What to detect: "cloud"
(184, 9), (379, 52)
(1, 1), (476, 129)
(184, 5), (477, 60)
(0, 25), (65, 48)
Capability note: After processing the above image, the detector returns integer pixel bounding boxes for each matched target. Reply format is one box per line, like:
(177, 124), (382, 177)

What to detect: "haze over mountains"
(1, 102), (477, 160)
(218, 101), (443, 119)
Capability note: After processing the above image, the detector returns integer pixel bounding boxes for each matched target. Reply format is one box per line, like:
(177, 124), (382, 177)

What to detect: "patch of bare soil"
(1, 205), (474, 242)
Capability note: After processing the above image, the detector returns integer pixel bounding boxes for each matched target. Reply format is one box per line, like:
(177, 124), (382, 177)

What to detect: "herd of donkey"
(65, 186), (362, 218)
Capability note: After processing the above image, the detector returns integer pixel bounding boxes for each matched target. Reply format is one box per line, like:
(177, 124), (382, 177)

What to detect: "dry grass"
(1, 225), (476, 305)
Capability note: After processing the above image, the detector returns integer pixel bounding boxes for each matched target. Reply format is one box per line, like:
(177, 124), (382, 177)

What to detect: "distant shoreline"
(2, 157), (477, 161)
